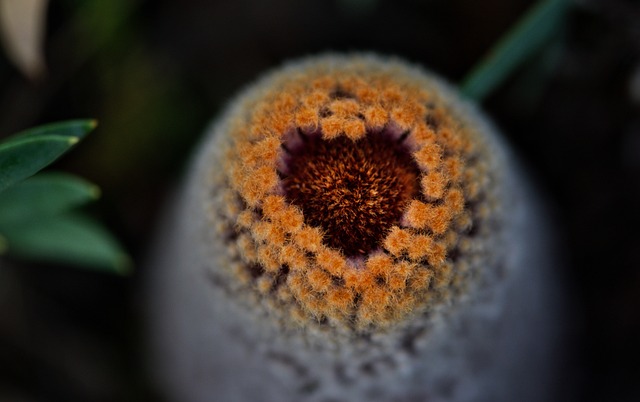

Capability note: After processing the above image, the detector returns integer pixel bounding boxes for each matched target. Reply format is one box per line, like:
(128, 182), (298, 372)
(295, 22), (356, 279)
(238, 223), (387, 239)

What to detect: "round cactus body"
(147, 54), (562, 402)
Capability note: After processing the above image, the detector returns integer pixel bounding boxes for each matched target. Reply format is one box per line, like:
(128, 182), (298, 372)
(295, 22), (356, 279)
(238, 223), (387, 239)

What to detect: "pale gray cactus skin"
(146, 54), (563, 402)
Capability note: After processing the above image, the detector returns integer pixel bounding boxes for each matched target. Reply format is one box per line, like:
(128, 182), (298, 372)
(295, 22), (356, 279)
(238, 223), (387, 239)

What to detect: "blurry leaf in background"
(0, 0), (49, 80)
(0, 119), (131, 274)
(460, 0), (569, 102)
(0, 213), (131, 274)
(0, 119), (96, 192)
(0, 172), (99, 225)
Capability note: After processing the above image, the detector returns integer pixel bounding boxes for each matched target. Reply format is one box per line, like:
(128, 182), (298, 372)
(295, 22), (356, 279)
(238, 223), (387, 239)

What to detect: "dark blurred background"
(0, 0), (638, 400)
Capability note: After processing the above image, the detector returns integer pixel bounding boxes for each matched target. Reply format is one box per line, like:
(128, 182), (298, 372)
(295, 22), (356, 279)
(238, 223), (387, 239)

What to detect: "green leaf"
(0, 234), (7, 254)
(0, 172), (100, 225)
(0, 213), (131, 275)
(0, 119), (97, 193)
(460, 0), (569, 102)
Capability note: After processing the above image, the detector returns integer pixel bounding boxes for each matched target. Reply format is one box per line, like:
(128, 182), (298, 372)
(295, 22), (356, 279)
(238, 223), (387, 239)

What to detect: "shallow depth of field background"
(0, 0), (639, 401)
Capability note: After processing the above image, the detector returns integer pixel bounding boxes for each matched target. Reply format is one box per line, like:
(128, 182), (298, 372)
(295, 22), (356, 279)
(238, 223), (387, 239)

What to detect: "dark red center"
(282, 133), (420, 257)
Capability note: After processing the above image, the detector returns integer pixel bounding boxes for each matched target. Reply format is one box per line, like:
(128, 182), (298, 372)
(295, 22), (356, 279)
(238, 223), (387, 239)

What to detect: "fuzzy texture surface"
(147, 54), (561, 401)
(206, 55), (495, 332)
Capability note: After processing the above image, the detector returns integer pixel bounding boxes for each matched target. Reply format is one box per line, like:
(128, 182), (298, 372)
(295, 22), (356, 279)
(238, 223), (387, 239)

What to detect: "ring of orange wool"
(213, 61), (487, 331)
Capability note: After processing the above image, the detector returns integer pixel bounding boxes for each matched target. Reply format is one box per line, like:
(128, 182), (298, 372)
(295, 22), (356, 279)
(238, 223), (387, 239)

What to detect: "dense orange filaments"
(383, 226), (412, 256)
(330, 99), (360, 116)
(257, 245), (280, 273)
(293, 226), (323, 252)
(363, 105), (388, 129)
(327, 288), (354, 311)
(275, 205), (304, 234)
(404, 200), (432, 229)
(365, 253), (393, 278)
(315, 248), (346, 277)
(210, 58), (493, 330)
(421, 171), (448, 200)
(343, 119), (367, 140)
(407, 234), (433, 261)
(414, 143), (442, 171)
(295, 107), (319, 129)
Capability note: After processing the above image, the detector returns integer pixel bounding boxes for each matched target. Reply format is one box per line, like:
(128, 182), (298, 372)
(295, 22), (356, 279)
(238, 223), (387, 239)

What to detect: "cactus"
(147, 54), (562, 402)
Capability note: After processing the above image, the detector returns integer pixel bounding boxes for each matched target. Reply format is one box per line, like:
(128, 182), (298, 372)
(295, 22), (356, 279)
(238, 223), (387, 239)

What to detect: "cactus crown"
(208, 55), (497, 332)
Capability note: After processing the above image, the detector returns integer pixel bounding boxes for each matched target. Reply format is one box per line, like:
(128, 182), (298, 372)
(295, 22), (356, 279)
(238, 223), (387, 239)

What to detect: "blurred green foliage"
(461, 0), (569, 101)
(0, 172), (98, 225)
(0, 119), (93, 192)
(0, 120), (129, 273)
(1, 212), (130, 274)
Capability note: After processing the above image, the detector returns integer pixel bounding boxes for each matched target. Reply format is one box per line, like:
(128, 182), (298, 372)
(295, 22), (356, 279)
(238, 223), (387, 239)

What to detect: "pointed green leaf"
(0, 172), (100, 225)
(0, 119), (97, 192)
(11, 119), (96, 141)
(460, 0), (569, 102)
(0, 213), (131, 274)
